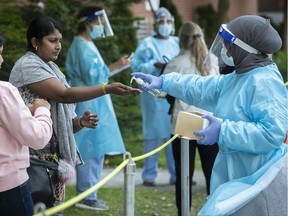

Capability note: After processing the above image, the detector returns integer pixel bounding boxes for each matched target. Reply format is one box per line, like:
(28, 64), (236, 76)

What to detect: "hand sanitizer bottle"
(130, 76), (162, 97)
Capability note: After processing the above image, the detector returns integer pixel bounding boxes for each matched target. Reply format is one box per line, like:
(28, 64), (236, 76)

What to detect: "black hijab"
(227, 15), (282, 74)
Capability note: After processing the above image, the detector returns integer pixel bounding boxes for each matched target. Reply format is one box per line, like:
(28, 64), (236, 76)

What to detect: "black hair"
(0, 34), (3, 47)
(27, 16), (63, 51)
(77, 6), (102, 34)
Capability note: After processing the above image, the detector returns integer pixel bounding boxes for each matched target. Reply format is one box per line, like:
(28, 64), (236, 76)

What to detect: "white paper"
(109, 64), (131, 77)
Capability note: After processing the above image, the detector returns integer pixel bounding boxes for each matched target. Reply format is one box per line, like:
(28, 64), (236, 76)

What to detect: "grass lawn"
(56, 151), (207, 215)
(55, 142), (207, 215)
(33, 127), (209, 215)
(64, 186), (206, 216)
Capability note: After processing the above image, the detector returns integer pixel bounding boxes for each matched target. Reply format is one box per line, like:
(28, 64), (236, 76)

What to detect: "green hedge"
(273, 50), (287, 82)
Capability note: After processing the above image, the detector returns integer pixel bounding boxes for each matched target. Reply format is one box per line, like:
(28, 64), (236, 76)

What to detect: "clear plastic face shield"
(79, 9), (114, 38)
(203, 24), (261, 68)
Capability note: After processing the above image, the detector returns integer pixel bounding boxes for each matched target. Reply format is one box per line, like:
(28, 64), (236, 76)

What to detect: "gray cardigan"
(9, 51), (83, 166)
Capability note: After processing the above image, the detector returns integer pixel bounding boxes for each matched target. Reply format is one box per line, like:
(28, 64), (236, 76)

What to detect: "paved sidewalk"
(68, 168), (206, 193)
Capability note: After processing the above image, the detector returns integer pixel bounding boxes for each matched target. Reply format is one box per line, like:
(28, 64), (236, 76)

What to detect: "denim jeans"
(142, 138), (176, 183)
(0, 181), (34, 216)
(76, 156), (104, 200)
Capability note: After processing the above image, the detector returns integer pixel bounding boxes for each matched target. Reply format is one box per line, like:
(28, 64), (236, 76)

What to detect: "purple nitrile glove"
(194, 115), (222, 145)
(131, 72), (163, 91)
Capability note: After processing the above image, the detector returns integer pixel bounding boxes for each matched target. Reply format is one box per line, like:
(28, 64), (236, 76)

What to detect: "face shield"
(203, 24), (261, 67)
(155, 16), (175, 36)
(79, 9), (114, 37)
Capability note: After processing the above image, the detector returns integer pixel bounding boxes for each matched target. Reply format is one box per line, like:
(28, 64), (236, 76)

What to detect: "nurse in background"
(131, 7), (179, 186)
(66, 6), (130, 211)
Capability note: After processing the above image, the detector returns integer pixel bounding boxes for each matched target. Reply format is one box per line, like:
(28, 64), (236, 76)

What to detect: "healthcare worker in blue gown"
(131, 7), (179, 186)
(66, 6), (131, 210)
(132, 15), (288, 216)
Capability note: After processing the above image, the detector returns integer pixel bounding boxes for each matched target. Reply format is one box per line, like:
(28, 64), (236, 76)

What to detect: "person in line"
(131, 7), (179, 186)
(162, 21), (219, 216)
(132, 15), (287, 215)
(0, 35), (53, 216)
(8, 16), (140, 214)
(66, 6), (130, 211)
(0, 35), (3, 69)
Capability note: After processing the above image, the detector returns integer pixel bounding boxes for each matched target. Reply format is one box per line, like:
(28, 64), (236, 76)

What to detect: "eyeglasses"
(156, 18), (173, 25)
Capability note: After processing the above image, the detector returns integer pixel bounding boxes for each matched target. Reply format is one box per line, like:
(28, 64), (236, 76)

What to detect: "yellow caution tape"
(34, 134), (179, 216)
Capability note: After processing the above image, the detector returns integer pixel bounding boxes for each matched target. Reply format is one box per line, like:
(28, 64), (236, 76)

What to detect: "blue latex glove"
(194, 115), (222, 145)
(131, 72), (163, 91)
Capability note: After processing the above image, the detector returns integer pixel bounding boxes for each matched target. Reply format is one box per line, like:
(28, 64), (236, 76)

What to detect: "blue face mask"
(89, 25), (104, 39)
(221, 46), (234, 66)
(158, 24), (172, 37)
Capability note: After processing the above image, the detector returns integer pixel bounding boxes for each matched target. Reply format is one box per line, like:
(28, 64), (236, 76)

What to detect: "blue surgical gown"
(66, 36), (125, 160)
(131, 35), (180, 139)
(162, 64), (288, 215)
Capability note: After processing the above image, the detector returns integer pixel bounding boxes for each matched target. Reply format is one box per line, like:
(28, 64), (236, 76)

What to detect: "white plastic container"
(130, 76), (162, 97)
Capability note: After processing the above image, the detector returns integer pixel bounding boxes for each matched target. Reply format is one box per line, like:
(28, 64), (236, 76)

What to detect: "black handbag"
(27, 157), (58, 208)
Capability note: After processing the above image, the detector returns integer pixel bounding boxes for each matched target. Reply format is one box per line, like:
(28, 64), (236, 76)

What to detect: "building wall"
(130, 0), (258, 21)
(129, 0), (258, 37)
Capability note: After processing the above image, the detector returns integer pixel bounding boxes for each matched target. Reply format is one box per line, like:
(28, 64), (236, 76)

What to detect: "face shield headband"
(79, 9), (114, 37)
(219, 24), (260, 54)
(203, 24), (261, 68)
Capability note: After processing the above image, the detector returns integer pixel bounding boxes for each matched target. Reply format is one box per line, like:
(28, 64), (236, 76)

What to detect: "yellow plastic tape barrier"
(34, 134), (179, 216)
(132, 134), (179, 162)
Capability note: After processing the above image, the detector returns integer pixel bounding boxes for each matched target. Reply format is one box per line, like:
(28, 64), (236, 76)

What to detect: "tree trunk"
(217, 0), (230, 26)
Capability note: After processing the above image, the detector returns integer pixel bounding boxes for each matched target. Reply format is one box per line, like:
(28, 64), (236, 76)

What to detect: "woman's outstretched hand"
(106, 82), (142, 95)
